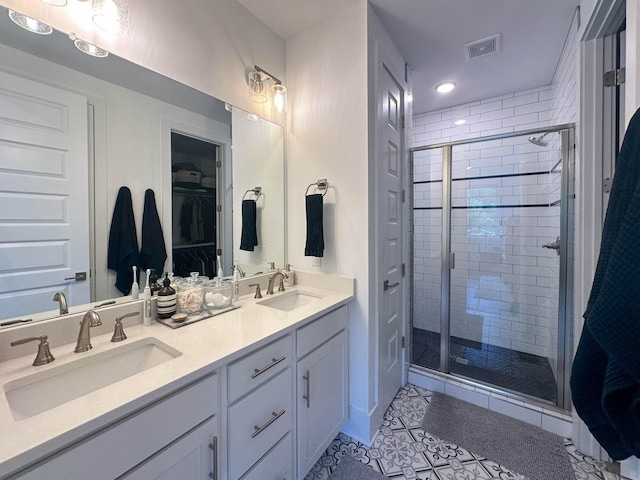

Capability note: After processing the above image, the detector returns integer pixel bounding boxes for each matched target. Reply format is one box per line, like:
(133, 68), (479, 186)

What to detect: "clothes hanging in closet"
(179, 194), (215, 244)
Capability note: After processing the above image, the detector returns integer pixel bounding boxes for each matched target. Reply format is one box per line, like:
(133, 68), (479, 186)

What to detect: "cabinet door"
(123, 416), (220, 480)
(297, 330), (348, 477)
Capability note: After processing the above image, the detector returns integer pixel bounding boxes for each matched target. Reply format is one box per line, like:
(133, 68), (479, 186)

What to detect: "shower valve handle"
(542, 236), (561, 255)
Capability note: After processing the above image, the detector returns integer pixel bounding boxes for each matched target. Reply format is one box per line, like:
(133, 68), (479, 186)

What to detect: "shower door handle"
(542, 236), (561, 255)
(383, 280), (399, 291)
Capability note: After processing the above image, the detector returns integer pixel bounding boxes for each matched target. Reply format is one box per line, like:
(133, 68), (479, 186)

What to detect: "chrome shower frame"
(409, 124), (576, 410)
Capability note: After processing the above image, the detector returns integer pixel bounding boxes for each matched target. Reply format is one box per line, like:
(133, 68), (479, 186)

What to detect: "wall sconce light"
(8, 10), (53, 34)
(92, 0), (129, 35)
(249, 65), (288, 113)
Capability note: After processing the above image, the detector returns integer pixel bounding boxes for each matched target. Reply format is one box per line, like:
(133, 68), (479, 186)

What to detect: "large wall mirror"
(0, 6), (285, 326)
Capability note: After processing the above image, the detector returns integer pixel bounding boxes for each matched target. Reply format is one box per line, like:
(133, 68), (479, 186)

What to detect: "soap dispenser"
(284, 264), (295, 287)
(157, 273), (177, 319)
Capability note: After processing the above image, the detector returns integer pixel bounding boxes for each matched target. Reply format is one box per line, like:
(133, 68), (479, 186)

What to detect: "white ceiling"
(237, 0), (580, 114)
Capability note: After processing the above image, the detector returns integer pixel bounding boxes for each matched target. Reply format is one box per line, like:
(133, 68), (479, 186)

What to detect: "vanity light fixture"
(8, 10), (53, 34)
(92, 0), (129, 35)
(272, 84), (288, 114)
(249, 65), (288, 113)
(69, 33), (109, 57)
(248, 70), (268, 103)
(435, 81), (456, 93)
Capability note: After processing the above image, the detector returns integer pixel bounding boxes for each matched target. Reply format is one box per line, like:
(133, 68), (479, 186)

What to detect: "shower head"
(528, 132), (550, 147)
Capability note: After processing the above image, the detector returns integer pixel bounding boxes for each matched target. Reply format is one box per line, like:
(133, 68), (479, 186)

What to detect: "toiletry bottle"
(157, 273), (177, 319)
(149, 269), (161, 296)
(131, 265), (139, 300)
(284, 264), (295, 287)
(232, 258), (241, 302)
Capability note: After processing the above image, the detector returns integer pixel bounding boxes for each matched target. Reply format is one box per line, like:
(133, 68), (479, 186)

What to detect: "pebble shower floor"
(304, 384), (615, 480)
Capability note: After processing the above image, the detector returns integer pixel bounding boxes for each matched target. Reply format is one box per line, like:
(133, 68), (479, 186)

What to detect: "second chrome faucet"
(74, 311), (102, 353)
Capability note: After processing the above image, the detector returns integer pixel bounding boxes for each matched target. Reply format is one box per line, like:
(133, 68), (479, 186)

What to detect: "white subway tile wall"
(410, 14), (577, 369)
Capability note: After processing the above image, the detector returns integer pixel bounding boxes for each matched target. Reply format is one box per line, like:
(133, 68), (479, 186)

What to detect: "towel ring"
(243, 187), (262, 201)
(305, 178), (329, 198)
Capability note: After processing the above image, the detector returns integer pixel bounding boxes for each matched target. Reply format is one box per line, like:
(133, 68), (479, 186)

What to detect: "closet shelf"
(173, 188), (214, 197)
(173, 242), (216, 250)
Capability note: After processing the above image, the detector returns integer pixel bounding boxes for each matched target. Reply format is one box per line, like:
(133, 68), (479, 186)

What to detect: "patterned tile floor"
(305, 384), (614, 480)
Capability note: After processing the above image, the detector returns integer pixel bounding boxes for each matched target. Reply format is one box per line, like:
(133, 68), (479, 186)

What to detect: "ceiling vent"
(464, 34), (501, 61)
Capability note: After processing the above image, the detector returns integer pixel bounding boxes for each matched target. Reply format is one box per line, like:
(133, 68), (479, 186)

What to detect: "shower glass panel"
(411, 127), (574, 407)
(411, 148), (443, 370)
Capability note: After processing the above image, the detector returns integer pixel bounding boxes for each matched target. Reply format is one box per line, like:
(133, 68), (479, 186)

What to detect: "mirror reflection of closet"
(171, 132), (221, 279)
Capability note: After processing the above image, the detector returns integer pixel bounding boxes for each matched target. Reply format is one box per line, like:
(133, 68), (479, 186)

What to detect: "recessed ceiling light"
(435, 81), (456, 94)
(69, 33), (109, 58)
(8, 10), (53, 34)
(454, 119), (467, 125)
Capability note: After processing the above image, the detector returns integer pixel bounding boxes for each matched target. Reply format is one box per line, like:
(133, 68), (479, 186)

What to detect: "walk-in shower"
(410, 126), (574, 409)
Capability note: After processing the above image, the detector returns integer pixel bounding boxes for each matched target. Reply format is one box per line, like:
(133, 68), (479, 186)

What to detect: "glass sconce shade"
(272, 84), (287, 113)
(248, 70), (268, 103)
(8, 10), (53, 34)
(40, 0), (68, 5)
(92, 0), (129, 35)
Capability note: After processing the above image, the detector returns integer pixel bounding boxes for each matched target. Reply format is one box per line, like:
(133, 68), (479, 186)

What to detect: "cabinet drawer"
(297, 305), (348, 358)
(228, 334), (292, 402)
(228, 369), (293, 480)
(241, 432), (293, 480)
(16, 374), (218, 480)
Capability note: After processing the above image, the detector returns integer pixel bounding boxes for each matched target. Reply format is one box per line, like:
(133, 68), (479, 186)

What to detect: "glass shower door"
(448, 134), (563, 403)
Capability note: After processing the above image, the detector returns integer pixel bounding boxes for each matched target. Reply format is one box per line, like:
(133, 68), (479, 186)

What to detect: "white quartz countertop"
(0, 272), (354, 478)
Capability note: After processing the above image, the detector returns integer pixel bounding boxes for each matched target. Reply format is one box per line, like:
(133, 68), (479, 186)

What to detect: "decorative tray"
(156, 305), (239, 329)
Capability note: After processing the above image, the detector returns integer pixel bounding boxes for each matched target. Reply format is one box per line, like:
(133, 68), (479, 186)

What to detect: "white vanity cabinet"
(296, 305), (349, 478)
(226, 334), (294, 480)
(14, 373), (220, 480)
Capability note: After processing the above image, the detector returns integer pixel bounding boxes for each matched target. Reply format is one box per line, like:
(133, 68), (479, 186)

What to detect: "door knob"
(64, 272), (87, 281)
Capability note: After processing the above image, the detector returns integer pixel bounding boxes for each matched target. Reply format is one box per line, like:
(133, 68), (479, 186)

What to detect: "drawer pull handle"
(303, 370), (311, 408)
(251, 356), (286, 379)
(252, 409), (286, 438)
(208, 436), (218, 480)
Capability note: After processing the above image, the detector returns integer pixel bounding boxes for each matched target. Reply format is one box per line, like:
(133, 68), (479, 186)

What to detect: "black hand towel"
(107, 187), (139, 295)
(570, 107), (640, 460)
(139, 189), (167, 275)
(240, 199), (258, 251)
(304, 194), (324, 257)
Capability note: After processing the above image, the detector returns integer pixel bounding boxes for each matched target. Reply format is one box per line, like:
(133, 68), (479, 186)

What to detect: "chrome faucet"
(74, 310), (102, 353)
(53, 292), (68, 315)
(233, 264), (246, 278)
(266, 270), (288, 295)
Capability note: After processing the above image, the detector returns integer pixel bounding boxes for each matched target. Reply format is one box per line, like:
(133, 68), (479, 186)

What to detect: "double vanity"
(0, 272), (353, 480)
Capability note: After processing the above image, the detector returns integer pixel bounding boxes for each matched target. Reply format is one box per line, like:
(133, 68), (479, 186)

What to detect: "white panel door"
(378, 64), (405, 413)
(0, 71), (89, 318)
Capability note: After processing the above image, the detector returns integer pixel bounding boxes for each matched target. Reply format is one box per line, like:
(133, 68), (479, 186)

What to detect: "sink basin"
(3, 337), (181, 420)
(257, 290), (323, 312)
